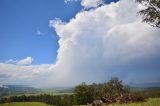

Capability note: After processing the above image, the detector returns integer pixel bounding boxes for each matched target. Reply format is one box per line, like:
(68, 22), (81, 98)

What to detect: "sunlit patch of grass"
(106, 98), (160, 106)
(0, 102), (50, 106)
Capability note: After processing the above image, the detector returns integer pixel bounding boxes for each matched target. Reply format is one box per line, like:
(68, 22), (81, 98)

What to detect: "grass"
(0, 102), (50, 106)
(106, 98), (160, 106)
(0, 98), (159, 106)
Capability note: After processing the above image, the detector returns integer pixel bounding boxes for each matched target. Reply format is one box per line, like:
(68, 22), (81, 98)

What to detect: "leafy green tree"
(102, 77), (125, 97)
(136, 0), (160, 28)
(74, 82), (96, 105)
(91, 83), (104, 98)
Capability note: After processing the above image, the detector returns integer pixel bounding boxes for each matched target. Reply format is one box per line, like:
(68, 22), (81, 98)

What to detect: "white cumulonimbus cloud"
(0, 0), (160, 87)
(81, 0), (103, 8)
(49, 0), (160, 86)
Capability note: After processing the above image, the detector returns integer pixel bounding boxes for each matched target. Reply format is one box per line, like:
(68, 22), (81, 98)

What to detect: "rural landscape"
(0, 77), (160, 106)
(0, 0), (160, 106)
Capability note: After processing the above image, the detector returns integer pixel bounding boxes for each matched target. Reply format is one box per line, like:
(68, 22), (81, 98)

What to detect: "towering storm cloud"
(0, 0), (160, 87)
(49, 0), (160, 85)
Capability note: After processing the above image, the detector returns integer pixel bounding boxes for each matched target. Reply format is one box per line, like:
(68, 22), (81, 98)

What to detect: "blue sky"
(0, 0), (160, 87)
(0, 0), (119, 64)
(0, 0), (82, 64)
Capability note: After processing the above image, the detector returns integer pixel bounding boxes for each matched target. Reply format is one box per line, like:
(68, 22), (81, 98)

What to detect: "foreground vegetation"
(107, 98), (160, 106)
(0, 102), (50, 106)
(0, 98), (159, 106)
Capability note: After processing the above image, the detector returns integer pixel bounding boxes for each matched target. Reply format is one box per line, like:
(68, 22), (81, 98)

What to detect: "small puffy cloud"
(36, 30), (47, 36)
(5, 59), (18, 64)
(37, 30), (43, 36)
(17, 57), (33, 65)
(64, 0), (103, 8)
(81, 0), (103, 8)
(5, 57), (33, 65)
(64, 0), (80, 3)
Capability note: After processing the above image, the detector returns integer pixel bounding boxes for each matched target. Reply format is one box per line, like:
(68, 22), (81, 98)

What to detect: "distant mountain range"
(0, 85), (73, 98)
(0, 85), (38, 98)
(129, 82), (160, 88)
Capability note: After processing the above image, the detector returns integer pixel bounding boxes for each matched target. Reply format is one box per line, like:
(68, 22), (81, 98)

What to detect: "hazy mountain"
(0, 85), (38, 98)
(129, 82), (160, 88)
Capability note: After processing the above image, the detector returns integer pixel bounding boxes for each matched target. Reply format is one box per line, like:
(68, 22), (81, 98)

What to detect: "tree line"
(0, 94), (74, 106)
(0, 77), (134, 106)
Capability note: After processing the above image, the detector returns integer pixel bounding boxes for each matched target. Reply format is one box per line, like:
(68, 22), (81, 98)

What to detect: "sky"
(0, 0), (82, 64)
(0, 0), (160, 88)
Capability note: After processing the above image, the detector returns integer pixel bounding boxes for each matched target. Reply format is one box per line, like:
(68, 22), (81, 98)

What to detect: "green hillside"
(0, 102), (50, 106)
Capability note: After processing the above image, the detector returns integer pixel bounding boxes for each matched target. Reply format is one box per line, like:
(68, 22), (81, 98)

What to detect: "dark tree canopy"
(102, 77), (127, 97)
(74, 82), (96, 105)
(136, 0), (160, 28)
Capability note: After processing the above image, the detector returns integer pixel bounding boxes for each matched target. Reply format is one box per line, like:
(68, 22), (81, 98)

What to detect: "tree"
(102, 77), (125, 97)
(136, 0), (160, 28)
(74, 82), (96, 105)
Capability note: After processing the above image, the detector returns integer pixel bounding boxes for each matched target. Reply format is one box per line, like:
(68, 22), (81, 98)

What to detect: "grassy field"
(0, 98), (159, 106)
(0, 102), (50, 106)
(106, 98), (160, 106)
